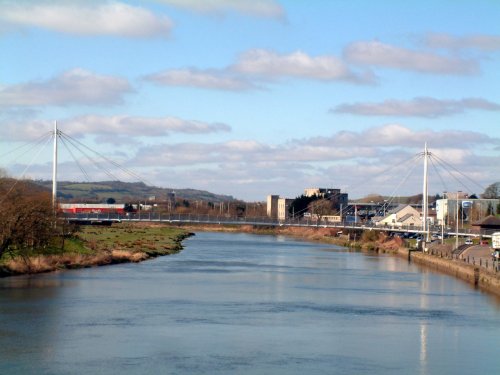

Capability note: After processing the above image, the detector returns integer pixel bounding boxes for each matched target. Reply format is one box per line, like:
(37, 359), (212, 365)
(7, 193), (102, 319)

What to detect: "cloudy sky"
(1, 0), (499, 201)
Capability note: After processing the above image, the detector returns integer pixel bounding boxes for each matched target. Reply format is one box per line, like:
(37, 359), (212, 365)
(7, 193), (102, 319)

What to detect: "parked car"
(431, 233), (443, 240)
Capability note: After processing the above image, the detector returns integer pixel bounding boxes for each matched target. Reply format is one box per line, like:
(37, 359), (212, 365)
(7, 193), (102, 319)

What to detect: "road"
(461, 245), (494, 265)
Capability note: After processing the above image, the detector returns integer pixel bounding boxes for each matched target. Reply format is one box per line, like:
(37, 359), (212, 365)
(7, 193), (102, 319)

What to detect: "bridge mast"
(422, 143), (429, 248)
(52, 120), (58, 208)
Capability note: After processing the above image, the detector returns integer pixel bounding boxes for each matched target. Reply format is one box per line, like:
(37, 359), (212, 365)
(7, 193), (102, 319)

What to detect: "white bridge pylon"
(52, 121), (59, 208)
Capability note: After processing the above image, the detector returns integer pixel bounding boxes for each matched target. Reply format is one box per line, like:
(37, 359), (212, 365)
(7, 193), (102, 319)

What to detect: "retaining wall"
(405, 249), (500, 297)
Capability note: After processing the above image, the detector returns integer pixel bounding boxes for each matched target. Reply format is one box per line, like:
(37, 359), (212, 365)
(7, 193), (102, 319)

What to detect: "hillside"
(354, 193), (438, 204)
(34, 180), (235, 203)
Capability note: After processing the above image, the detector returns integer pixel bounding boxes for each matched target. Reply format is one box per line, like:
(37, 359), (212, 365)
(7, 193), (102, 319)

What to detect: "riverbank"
(177, 223), (500, 297)
(0, 223), (193, 277)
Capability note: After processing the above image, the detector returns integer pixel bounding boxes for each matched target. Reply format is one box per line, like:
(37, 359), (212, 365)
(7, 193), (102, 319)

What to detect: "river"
(1, 232), (499, 374)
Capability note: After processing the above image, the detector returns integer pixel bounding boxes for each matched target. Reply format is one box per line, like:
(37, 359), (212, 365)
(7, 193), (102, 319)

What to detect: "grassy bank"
(0, 223), (193, 277)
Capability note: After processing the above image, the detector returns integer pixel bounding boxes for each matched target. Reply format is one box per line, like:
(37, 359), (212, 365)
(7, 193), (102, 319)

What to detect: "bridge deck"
(63, 213), (491, 238)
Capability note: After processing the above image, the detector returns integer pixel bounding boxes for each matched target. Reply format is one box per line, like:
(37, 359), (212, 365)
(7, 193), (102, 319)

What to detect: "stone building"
(266, 195), (279, 218)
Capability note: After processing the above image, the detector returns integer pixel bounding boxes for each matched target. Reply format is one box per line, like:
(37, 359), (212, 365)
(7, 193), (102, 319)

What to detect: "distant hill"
(1, 178), (51, 195)
(34, 180), (235, 203)
(353, 193), (438, 204)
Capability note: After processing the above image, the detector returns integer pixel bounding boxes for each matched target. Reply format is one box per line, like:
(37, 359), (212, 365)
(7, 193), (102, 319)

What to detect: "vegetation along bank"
(0, 223), (193, 277)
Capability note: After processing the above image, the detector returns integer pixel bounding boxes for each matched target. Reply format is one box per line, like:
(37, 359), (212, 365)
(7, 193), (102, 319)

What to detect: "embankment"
(407, 250), (500, 297)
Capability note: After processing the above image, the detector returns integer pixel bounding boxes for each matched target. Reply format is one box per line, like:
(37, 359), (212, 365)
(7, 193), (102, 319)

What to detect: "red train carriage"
(59, 203), (127, 214)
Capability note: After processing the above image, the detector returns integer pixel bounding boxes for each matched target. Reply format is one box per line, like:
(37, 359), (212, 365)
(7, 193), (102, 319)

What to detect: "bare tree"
(482, 182), (500, 199)
(0, 179), (56, 260)
(309, 198), (335, 223)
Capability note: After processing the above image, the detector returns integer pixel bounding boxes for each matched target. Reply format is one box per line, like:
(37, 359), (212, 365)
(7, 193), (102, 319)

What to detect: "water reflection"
(419, 272), (429, 375)
(0, 274), (72, 289)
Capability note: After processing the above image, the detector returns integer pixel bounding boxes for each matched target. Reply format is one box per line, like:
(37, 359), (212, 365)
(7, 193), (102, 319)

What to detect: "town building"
(266, 195), (279, 218)
(375, 204), (421, 228)
(435, 196), (499, 226)
(277, 198), (294, 221)
(268, 187), (349, 220)
(472, 215), (500, 233)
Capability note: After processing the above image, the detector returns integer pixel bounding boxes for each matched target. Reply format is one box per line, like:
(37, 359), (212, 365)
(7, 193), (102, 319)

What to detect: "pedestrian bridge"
(63, 212), (491, 238)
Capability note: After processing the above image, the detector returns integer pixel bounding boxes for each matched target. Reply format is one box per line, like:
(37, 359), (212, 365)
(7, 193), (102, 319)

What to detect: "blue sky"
(1, 0), (499, 201)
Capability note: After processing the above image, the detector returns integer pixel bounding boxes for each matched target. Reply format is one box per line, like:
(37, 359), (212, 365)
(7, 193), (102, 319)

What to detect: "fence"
(427, 248), (500, 273)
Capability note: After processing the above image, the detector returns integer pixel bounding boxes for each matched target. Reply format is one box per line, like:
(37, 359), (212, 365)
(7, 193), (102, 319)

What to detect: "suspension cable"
(60, 131), (151, 184)
(59, 133), (121, 181)
(0, 131), (52, 164)
(383, 153), (423, 209)
(430, 153), (485, 194)
(0, 135), (52, 204)
(59, 136), (92, 182)
(428, 154), (448, 194)
(288, 150), (428, 220)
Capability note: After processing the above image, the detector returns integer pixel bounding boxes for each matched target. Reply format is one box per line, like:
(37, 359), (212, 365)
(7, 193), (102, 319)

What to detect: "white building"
(278, 198), (294, 221)
(375, 204), (421, 228)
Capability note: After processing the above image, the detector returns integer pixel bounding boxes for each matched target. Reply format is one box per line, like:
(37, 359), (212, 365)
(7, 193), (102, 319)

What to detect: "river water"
(1, 232), (499, 374)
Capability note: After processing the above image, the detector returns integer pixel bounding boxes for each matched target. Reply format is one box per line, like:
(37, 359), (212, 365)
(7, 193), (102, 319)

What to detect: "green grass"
(63, 183), (114, 191)
(77, 224), (188, 254)
(1, 224), (189, 265)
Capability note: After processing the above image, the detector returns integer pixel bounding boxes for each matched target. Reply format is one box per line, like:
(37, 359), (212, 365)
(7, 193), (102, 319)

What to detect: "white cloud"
(152, 0), (284, 19)
(331, 97), (500, 118)
(66, 115), (231, 138)
(130, 125), (498, 169)
(344, 41), (479, 75)
(424, 33), (500, 51)
(132, 141), (271, 166)
(304, 124), (497, 149)
(144, 49), (376, 91)
(0, 115), (230, 142)
(144, 68), (257, 91)
(0, 69), (133, 107)
(0, 1), (172, 37)
(233, 49), (375, 84)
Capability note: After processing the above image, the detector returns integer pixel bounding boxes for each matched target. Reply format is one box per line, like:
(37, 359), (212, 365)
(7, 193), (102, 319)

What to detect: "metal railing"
(426, 248), (500, 273)
(62, 212), (491, 237)
(63, 212), (499, 273)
